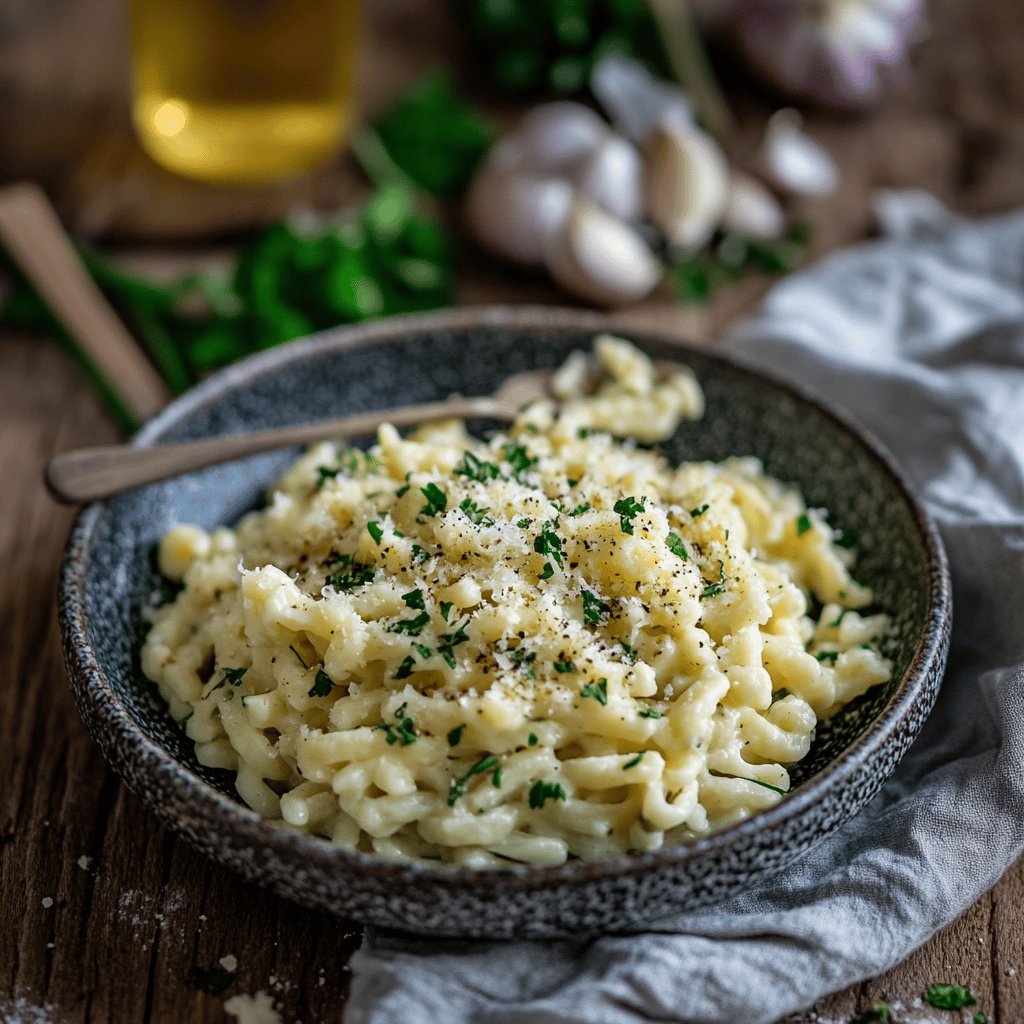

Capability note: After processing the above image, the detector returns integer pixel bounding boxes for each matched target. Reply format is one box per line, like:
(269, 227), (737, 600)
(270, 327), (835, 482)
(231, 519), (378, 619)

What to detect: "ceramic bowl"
(59, 306), (950, 937)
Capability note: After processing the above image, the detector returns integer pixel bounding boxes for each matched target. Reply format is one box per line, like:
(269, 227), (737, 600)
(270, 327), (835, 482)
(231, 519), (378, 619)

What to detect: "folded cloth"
(344, 193), (1024, 1024)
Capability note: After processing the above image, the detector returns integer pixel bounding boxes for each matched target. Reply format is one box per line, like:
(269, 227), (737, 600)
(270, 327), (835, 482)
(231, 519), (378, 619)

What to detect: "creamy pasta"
(142, 336), (891, 867)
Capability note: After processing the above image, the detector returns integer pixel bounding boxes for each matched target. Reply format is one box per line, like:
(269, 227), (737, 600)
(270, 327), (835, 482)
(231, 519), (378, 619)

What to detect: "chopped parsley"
(581, 588), (610, 625)
(207, 666), (246, 698)
(438, 621), (470, 668)
(700, 559), (727, 599)
(815, 651), (839, 663)
(533, 520), (564, 566)
(308, 668), (333, 698)
(830, 609), (846, 628)
(316, 465), (342, 487)
(447, 724), (464, 747)
(834, 526), (857, 549)
(771, 688), (790, 702)
(924, 985), (976, 1011)
(392, 656), (416, 680)
(613, 495), (646, 535)
(388, 610), (431, 636)
(690, 504), (709, 518)
(289, 645), (309, 669)
(796, 512), (813, 536)
(623, 751), (645, 769)
(454, 450), (501, 482)
(620, 641), (638, 664)
(440, 601), (454, 621)
(516, 518), (531, 528)
(395, 483), (411, 498)
(581, 678), (608, 705)
(410, 544), (430, 565)
(501, 442), (538, 479)
(402, 588), (425, 609)
(577, 427), (597, 438)
(974, 1015), (987, 1024)
(528, 780), (567, 809)
(412, 642), (432, 659)
(666, 532), (689, 560)
(367, 520), (384, 545)
(539, 561), (555, 581)
(325, 560), (376, 591)
(491, 766), (503, 788)
(376, 704), (417, 744)
(527, 732), (538, 746)
(639, 708), (662, 719)
(568, 502), (590, 517)
(448, 754), (499, 806)
(419, 482), (447, 516)
(459, 497), (494, 525)
(554, 660), (576, 673)
(736, 776), (787, 796)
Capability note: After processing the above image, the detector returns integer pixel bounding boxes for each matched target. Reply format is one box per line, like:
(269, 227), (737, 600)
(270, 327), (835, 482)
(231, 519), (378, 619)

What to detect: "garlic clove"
(760, 109), (839, 196)
(465, 160), (574, 266)
(544, 199), (663, 307)
(514, 102), (609, 175)
(575, 135), (645, 223)
(644, 122), (730, 252)
(590, 55), (695, 145)
(721, 171), (786, 240)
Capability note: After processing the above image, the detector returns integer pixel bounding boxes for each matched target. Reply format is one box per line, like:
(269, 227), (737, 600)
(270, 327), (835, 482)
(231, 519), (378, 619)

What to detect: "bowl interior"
(82, 321), (930, 812)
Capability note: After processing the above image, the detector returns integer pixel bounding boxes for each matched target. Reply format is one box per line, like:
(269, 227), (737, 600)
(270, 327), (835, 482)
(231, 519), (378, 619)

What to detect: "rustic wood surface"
(2, 0), (1024, 1021)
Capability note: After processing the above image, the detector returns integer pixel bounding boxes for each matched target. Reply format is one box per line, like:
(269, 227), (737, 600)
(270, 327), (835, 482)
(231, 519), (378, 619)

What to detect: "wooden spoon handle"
(45, 395), (509, 504)
(0, 183), (170, 422)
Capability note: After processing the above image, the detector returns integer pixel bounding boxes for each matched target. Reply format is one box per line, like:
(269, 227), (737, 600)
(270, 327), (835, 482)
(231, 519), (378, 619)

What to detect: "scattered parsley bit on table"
(924, 984), (976, 1010)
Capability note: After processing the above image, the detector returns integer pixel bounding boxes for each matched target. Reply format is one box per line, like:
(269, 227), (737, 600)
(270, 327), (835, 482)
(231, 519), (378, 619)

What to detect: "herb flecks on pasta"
(142, 335), (891, 867)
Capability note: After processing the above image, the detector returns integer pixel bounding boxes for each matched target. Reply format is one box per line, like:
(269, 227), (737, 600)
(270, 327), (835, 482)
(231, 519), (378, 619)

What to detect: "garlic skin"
(544, 199), (663, 307)
(722, 172), (786, 240)
(732, 0), (924, 112)
(760, 109), (839, 197)
(514, 102), (608, 175)
(645, 123), (730, 252)
(590, 55), (695, 145)
(575, 135), (645, 223)
(465, 160), (574, 266)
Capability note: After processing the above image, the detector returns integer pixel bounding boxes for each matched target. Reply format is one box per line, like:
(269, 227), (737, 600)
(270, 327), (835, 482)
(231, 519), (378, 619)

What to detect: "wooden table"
(3, 1), (1023, 1021)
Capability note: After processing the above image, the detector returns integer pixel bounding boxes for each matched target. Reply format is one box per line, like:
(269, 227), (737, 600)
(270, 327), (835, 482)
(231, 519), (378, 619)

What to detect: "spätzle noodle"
(142, 335), (891, 866)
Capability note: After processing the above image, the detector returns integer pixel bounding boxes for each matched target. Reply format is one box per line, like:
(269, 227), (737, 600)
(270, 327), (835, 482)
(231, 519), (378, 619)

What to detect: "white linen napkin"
(344, 193), (1024, 1024)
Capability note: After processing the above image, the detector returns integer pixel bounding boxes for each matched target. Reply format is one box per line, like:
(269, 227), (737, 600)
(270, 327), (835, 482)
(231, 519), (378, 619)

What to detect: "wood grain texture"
(2, 0), (1023, 1020)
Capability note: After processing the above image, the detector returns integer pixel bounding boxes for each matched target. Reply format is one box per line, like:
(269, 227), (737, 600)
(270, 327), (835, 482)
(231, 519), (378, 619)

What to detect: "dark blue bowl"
(59, 306), (950, 937)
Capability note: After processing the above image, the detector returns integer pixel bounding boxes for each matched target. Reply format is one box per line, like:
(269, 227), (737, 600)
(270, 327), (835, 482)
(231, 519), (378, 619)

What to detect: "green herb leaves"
(447, 725), (464, 747)
(690, 504), (709, 518)
(623, 751), (645, 769)
(403, 589), (425, 609)
(448, 754), (500, 806)
(796, 513), (813, 536)
(308, 668), (334, 698)
(325, 555), (375, 592)
(581, 678), (608, 705)
(438, 621), (470, 668)
(534, 520), (564, 567)
(388, 610), (431, 636)
(581, 589), (610, 625)
(221, 667), (247, 687)
(666, 532), (689, 560)
(924, 985), (976, 1011)
(528, 780), (567, 809)
(613, 495), (646, 535)
(454, 450), (501, 482)
(375, 703), (417, 745)
(639, 708), (662, 719)
(367, 520), (384, 545)
(501, 442), (539, 480)
(459, 497), (494, 525)
(419, 482), (447, 517)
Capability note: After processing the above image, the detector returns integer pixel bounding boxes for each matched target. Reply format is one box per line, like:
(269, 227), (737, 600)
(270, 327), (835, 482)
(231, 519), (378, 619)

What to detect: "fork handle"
(46, 395), (509, 504)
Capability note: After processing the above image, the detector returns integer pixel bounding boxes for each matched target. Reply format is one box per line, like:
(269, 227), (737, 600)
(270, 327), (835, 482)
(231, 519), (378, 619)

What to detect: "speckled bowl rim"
(60, 305), (951, 894)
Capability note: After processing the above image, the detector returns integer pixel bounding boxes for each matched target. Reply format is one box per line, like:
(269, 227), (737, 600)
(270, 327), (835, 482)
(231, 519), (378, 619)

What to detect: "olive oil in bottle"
(129, 0), (361, 184)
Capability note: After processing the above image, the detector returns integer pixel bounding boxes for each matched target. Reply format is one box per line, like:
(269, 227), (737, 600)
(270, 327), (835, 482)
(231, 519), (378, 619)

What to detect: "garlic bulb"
(732, 0), (924, 112)
(514, 102), (608, 175)
(575, 135), (644, 223)
(645, 122), (730, 252)
(721, 172), (786, 240)
(465, 161), (574, 266)
(760, 109), (838, 197)
(544, 199), (662, 307)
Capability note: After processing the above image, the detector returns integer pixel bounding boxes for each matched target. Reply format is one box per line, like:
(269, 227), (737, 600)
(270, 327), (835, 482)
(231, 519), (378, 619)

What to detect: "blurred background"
(1, 0), (1022, 430)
